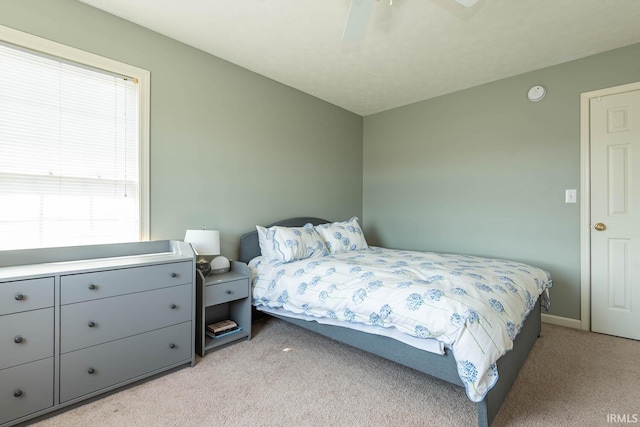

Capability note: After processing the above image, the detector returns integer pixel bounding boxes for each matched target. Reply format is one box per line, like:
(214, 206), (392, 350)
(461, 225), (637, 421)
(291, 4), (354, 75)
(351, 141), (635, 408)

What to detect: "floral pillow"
(315, 217), (368, 254)
(256, 223), (329, 263)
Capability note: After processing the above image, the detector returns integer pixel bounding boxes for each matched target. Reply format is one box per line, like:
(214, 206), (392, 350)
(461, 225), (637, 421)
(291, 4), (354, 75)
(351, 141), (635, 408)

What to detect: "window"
(0, 26), (149, 250)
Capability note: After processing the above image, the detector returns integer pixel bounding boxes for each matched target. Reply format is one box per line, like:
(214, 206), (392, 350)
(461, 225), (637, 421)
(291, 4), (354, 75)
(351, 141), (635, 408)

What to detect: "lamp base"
(195, 260), (211, 276)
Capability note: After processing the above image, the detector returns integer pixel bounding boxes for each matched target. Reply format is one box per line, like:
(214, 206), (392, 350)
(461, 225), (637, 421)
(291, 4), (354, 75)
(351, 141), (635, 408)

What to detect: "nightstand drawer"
(205, 278), (248, 306)
(0, 308), (54, 370)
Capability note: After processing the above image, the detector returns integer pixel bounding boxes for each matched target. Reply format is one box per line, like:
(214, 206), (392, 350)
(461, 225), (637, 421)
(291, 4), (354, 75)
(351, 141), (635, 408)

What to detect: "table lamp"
(184, 229), (222, 276)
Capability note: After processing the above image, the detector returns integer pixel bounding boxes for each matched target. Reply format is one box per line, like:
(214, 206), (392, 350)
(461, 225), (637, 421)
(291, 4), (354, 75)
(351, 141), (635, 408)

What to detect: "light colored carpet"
(32, 319), (640, 427)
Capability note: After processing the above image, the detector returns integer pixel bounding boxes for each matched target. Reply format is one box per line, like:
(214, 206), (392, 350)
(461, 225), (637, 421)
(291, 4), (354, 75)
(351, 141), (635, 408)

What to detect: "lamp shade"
(184, 229), (220, 256)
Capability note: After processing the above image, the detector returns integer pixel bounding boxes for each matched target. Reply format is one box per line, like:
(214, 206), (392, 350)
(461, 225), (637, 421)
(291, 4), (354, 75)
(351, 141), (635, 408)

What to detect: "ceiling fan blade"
(343, 0), (375, 42)
(455, 0), (479, 7)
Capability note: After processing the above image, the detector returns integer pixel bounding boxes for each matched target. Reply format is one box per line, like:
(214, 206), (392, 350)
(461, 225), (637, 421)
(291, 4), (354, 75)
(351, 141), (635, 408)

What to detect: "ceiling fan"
(343, 0), (480, 42)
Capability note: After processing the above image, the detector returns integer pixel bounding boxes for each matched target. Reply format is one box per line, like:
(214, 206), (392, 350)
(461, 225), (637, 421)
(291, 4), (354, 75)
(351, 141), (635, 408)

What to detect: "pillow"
(256, 223), (328, 263)
(315, 217), (368, 254)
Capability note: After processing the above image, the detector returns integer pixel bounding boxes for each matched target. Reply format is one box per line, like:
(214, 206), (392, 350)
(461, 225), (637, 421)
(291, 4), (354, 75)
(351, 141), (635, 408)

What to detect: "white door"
(590, 88), (640, 340)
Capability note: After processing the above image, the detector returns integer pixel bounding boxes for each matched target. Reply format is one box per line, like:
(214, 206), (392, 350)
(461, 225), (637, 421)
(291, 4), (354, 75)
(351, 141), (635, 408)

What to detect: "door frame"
(579, 81), (640, 331)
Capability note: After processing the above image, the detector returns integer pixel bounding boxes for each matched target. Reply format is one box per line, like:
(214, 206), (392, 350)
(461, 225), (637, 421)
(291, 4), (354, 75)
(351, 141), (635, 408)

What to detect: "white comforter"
(250, 247), (552, 402)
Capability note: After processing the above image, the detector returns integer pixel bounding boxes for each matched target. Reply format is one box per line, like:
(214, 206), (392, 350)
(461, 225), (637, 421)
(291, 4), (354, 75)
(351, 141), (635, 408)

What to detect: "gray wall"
(4, 0), (640, 321)
(363, 42), (640, 320)
(0, 0), (363, 258)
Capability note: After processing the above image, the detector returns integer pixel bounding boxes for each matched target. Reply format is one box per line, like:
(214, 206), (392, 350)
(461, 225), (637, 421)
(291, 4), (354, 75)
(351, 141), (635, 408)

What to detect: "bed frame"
(239, 217), (541, 427)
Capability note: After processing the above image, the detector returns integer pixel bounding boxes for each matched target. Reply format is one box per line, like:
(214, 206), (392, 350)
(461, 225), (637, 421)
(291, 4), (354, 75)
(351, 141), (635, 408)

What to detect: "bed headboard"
(238, 217), (330, 264)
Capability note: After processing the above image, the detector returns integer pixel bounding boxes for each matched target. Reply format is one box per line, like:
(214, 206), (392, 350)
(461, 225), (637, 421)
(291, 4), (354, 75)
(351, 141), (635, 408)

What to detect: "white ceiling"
(78, 0), (640, 116)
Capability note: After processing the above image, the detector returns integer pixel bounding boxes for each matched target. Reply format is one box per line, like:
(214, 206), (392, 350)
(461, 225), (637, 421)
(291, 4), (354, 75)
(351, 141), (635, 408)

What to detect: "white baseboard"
(541, 313), (583, 330)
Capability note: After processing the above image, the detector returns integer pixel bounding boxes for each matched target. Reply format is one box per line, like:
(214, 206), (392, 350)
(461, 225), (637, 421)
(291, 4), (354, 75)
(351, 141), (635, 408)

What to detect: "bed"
(239, 217), (551, 427)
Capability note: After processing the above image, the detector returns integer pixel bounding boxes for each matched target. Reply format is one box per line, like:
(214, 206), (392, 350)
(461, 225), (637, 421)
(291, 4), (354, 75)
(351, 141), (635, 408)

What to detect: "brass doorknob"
(594, 223), (606, 231)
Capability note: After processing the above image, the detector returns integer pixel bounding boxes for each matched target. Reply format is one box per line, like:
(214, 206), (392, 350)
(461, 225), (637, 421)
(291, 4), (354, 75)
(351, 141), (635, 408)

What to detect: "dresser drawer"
(0, 277), (54, 316)
(205, 278), (249, 306)
(0, 357), (54, 425)
(61, 284), (192, 353)
(61, 261), (193, 304)
(0, 308), (54, 370)
(60, 322), (191, 403)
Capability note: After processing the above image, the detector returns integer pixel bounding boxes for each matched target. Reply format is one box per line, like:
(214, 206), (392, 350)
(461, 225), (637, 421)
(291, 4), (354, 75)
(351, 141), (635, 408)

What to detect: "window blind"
(0, 42), (140, 250)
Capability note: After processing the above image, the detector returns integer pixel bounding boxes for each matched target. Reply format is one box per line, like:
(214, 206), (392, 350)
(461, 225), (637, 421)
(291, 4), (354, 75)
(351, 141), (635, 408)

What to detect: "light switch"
(565, 189), (577, 203)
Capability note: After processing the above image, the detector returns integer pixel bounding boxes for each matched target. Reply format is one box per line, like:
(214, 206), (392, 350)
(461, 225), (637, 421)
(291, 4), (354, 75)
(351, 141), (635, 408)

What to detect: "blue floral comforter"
(250, 247), (552, 402)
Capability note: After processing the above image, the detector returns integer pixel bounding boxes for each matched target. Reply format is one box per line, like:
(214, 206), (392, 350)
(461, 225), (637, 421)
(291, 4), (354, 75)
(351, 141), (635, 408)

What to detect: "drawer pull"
(14, 336), (24, 344)
(87, 368), (96, 374)
(169, 343), (176, 349)
(226, 290), (232, 295)
(170, 304), (177, 309)
(88, 284), (97, 290)
(88, 321), (96, 328)
(171, 272), (178, 278)
(14, 293), (25, 301)
(14, 390), (23, 398)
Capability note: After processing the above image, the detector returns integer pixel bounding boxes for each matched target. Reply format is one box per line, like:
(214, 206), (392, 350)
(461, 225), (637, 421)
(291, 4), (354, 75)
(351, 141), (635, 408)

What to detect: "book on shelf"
(206, 319), (239, 337)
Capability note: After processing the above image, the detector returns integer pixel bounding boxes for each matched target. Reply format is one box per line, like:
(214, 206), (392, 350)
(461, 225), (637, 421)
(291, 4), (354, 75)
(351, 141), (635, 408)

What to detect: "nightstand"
(196, 261), (251, 356)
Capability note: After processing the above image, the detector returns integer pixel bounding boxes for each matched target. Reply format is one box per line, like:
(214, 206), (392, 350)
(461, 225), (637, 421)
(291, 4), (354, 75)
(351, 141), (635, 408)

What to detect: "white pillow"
(256, 223), (328, 263)
(315, 217), (368, 254)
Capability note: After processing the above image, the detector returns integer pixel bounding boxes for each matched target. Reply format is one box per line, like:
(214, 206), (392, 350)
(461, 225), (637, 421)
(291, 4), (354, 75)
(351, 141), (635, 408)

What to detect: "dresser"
(0, 240), (195, 426)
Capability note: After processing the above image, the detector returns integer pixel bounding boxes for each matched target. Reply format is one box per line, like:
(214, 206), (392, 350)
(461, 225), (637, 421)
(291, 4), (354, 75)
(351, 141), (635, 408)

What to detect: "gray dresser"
(0, 240), (195, 426)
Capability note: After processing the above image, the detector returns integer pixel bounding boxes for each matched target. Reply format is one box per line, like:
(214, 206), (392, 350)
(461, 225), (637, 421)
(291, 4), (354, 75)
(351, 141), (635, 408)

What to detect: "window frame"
(0, 24), (150, 244)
